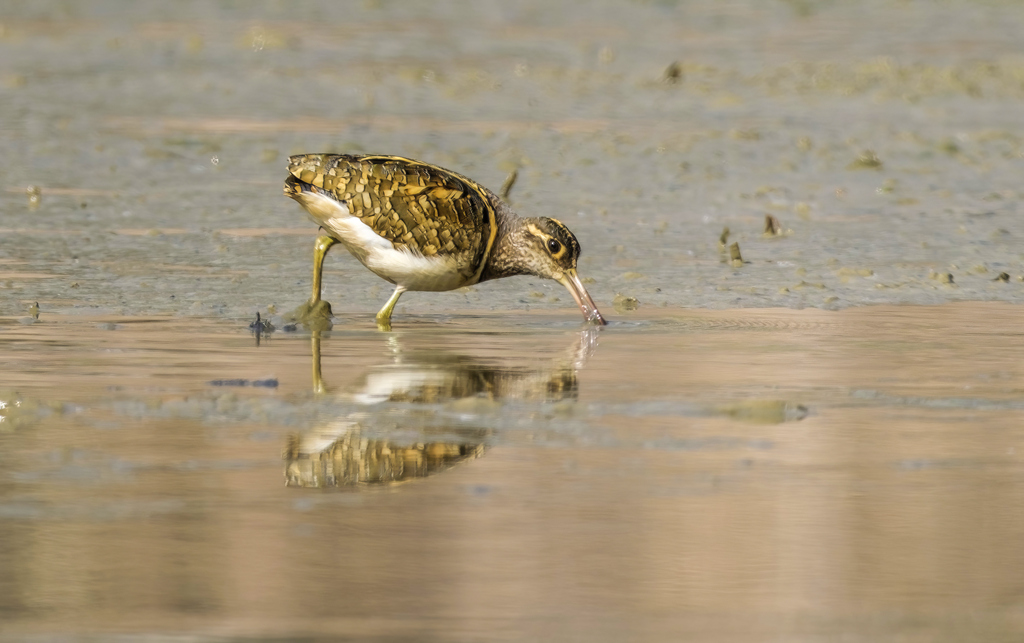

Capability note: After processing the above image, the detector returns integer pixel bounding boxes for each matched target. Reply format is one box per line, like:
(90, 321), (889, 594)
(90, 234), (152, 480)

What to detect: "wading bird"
(284, 154), (606, 328)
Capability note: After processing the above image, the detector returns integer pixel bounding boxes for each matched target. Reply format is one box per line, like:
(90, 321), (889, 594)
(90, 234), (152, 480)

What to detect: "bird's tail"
(282, 174), (307, 200)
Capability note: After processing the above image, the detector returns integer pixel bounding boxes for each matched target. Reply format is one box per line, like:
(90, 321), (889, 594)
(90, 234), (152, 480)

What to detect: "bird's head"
(517, 218), (606, 325)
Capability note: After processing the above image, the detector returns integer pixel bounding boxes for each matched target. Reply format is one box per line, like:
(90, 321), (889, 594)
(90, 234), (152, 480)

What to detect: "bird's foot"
(285, 299), (334, 332)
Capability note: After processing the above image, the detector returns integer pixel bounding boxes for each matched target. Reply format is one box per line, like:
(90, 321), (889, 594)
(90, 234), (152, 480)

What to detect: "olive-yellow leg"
(311, 331), (325, 395)
(375, 285), (407, 331)
(286, 235), (337, 330)
(310, 235), (338, 305)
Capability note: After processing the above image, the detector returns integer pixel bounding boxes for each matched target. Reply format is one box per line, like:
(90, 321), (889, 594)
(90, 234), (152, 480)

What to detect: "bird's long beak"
(558, 269), (606, 325)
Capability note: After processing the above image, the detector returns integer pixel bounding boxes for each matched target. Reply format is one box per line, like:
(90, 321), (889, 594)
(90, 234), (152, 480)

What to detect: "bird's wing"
(287, 154), (497, 262)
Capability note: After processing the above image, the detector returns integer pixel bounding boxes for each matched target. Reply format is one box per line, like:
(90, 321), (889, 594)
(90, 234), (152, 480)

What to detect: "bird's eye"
(547, 239), (562, 254)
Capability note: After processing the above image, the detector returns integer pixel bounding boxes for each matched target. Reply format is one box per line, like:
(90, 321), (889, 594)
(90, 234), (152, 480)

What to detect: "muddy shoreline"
(2, 1), (1024, 322)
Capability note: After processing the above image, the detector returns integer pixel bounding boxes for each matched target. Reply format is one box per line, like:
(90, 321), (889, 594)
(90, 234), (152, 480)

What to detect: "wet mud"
(1, 2), (1024, 321)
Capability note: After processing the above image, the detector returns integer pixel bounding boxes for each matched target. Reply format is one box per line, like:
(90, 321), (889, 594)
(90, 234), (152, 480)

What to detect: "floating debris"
(248, 312), (274, 345)
(613, 293), (640, 312)
(719, 226), (730, 247)
(876, 178), (897, 194)
(764, 214), (783, 236)
(26, 185), (40, 209)
(729, 242), (743, 267)
(0, 393), (47, 431)
(499, 168), (518, 202)
(729, 128), (760, 141)
(792, 281), (826, 290)
(719, 400), (809, 424)
(929, 271), (955, 285)
(662, 61), (683, 84)
(208, 378), (279, 388)
(994, 272), (1011, 282)
(837, 267), (874, 279)
(847, 150), (883, 170)
(27, 302), (39, 319)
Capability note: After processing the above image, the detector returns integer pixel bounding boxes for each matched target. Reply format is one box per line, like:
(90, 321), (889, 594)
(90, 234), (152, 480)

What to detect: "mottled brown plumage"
(288, 153), (495, 269)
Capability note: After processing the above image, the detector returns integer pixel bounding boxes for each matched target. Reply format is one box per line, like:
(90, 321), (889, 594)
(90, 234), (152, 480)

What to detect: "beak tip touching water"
(558, 270), (607, 326)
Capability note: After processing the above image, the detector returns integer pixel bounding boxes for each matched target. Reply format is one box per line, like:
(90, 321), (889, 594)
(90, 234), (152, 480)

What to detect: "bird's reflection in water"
(284, 427), (486, 488)
(284, 328), (599, 487)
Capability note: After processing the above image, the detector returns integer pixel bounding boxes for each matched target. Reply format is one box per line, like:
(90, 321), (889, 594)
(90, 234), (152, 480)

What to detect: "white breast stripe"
(295, 188), (466, 292)
(365, 247), (465, 292)
(358, 155), (496, 286)
(294, 189), (392, 262)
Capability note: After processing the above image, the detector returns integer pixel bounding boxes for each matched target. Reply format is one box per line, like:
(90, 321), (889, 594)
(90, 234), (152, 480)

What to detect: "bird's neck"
(478, 198), (529, 283)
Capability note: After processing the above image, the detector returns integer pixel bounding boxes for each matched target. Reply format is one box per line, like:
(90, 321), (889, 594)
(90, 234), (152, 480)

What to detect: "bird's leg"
(311, 330), (325, 395)
(310, 235), (338, 306)
(375, 285), (406, 331)
(286, 235), (337, 330)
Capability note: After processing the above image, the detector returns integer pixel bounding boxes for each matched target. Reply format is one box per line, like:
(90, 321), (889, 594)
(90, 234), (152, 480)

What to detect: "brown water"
(2, 304), (1023, 641)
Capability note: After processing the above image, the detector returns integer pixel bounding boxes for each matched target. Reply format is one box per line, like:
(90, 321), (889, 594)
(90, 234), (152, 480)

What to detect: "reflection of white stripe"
(293, 189), (468, 292)
(353, 370), (453, 405)
(296, 420), (358, 456)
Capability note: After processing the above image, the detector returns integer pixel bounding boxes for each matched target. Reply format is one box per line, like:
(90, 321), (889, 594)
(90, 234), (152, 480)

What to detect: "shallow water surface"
(2, 303), (1023, 641)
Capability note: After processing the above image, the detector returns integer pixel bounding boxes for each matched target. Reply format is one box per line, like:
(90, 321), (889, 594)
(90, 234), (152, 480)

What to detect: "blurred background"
(2, 0), (1024, 318)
